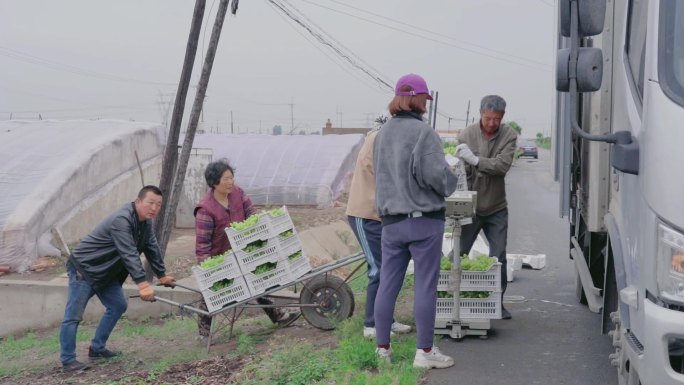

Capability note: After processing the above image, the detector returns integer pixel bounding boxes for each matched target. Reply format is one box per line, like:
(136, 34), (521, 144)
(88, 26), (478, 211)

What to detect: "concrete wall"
(175, 148), (213, 229)
(0, 279), (199, 337)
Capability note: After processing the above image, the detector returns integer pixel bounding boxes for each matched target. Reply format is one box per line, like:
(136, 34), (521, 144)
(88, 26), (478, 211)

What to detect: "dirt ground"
(0, 198), (369, 385)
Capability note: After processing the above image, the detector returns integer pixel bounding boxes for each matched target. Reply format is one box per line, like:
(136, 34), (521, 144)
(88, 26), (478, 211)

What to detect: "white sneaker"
(413, 346), (454, 369)
(363, 326), (395, 339)
(376, 347), (392, 363)
(391, 321), (412, 334)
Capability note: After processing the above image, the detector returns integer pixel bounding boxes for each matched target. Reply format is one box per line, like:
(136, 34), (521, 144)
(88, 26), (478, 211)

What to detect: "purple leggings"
(374, 217), (444, 349)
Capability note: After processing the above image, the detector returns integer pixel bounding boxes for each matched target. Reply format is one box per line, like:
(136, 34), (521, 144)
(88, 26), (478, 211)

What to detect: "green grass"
(0, 329), (90, 377)
(1, 264), (425, 384)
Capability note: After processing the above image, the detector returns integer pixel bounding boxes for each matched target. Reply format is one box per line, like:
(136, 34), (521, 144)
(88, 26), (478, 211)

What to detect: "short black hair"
(205, 158), (235, 188)
(138, 185), (163, 199)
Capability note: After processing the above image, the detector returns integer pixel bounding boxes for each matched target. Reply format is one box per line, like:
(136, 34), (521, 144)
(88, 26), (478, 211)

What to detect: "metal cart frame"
(152, 252), (366, 350)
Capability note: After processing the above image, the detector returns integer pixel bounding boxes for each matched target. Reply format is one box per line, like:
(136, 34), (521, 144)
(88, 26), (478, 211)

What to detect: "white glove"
(456, 143), (479, 166)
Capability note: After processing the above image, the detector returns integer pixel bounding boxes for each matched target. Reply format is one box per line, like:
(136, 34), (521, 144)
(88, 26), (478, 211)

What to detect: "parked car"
(517, 139), (538, 159)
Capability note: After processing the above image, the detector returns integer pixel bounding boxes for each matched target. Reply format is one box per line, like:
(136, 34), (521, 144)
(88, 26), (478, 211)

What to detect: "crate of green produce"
(233, 238), (281, 272)
(225, 213), (272, 251)
(201, 276), (251, 313)
(286, 250), (311, 279)
(434, 291), (502, 321)
(243, 260), (293, 296)
(192, 252), (242, 291)
(277, 229), (302, 256)
(437, 255), (501, 292)
(458, 291), (502, 319)
(265, 206), (294, 235)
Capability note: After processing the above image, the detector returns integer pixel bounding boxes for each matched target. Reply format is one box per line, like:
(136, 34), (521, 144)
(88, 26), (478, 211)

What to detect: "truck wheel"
(300, 274), (355, 330)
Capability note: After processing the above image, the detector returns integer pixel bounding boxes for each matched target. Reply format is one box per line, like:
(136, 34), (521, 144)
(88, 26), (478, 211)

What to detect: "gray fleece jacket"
(373, 112), (458, 218)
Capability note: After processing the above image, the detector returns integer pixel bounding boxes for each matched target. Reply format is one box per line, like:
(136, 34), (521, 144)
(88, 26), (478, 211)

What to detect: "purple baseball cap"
(395, 73), (433, 100)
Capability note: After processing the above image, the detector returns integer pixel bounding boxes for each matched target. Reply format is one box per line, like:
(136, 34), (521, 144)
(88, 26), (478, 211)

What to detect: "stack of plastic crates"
(191, 252), (251, 312)
(435, 262), (502, 323)
(226, 206), (311, 296)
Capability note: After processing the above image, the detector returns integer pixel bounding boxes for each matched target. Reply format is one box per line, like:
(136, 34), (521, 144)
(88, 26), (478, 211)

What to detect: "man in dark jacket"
(457, 95), (518, 319)
(59, 185), (175, 372)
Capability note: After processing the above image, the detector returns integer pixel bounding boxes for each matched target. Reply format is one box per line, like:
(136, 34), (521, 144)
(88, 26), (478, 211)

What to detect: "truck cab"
(554, 0), (684, 384)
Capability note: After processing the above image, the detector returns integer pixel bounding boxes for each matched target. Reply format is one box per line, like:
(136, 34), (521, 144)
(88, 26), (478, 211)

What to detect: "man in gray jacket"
(457, 95), (517, 319)
(59, 185), (175, 372)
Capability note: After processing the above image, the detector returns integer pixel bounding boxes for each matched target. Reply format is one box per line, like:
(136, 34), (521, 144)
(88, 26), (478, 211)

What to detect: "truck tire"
(300, 274), (355, 330)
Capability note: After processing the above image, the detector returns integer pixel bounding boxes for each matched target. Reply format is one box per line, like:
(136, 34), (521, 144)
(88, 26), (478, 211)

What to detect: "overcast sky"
(0, 0), (556, 137)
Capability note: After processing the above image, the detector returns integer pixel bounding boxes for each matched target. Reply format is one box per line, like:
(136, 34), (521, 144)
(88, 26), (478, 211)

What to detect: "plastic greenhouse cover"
(186, 133), (364, 208)
(0, 119), (166, 271)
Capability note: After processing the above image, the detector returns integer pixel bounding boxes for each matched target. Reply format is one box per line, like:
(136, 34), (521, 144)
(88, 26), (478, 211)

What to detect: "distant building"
(322, 119), (371, 136)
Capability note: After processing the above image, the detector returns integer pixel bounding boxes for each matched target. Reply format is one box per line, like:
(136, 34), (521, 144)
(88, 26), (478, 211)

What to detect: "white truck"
(554, 0), (684, 384)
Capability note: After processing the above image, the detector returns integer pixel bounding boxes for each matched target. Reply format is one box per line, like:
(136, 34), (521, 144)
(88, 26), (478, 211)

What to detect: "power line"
(266, 0), (393, 91)
(0, 46), (178, 86)
(267, 0), (465, 122)
(296, 0), (551, 71)
(264, 0), (387, 95)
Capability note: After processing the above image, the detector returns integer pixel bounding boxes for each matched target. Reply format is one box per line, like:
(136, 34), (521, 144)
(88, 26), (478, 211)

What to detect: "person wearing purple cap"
(372, 73), (458, 369)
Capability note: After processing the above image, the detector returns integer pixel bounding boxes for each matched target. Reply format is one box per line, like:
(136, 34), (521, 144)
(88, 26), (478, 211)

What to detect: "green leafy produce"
(279, 230), (294, 239)
(460, 291), (490, 299)
(437, 291), (454, 298)
(199, 254), (226, 270)
(440, 257), (452, 270)
(288, 251), (302, 261)
(460, 254), (497, 271)
(244, 240), (267, 253)
(253, 262), (278, 275)
(210, 278), (234, 292)
(230, 214), (261, 231)
(268, 208), (285, 217)
(443, 141), (458, 157)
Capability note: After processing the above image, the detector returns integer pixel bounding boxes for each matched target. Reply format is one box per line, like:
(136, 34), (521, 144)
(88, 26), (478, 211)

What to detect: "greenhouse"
(186, 133), (363, 208)
(0, 119), (166, 271)
(0, 122), (363, 271)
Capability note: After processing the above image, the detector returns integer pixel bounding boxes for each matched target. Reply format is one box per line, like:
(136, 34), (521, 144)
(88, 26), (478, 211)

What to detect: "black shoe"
(501, 307), (512, 320)
(277, 312), (301, 327)
(62, 360), (89, 372)
(88, 347), (122, 359)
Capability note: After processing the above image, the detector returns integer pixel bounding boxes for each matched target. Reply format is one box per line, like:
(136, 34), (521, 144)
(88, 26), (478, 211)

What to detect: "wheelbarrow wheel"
(299, 274), (355, 330)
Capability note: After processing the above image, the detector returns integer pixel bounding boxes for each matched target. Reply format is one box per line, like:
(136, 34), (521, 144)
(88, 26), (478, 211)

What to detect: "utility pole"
(364, 113), (374, 128)
(289, 99), (294, 134)
(427, 91), (434, 126)
(157, 0), (231, 255)
(465, 100), (471, 128)
(432, 91), (439, 130)
(230, 110), (234, 134)
(155, 0), (205, 245)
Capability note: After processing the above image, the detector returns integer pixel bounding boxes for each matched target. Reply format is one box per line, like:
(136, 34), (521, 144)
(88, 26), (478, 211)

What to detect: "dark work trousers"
(459, 207), (508, 295)
(374, 217), (444, 349)
(347, 215), (385, 328)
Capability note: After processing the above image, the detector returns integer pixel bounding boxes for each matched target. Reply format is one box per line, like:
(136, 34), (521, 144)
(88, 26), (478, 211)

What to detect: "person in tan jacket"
(456, 94), (518, 319)
(346, 128), (411, 339)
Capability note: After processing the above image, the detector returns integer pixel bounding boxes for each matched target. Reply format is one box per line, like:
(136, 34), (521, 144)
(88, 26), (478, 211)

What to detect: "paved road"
(424, 149), (618, 385)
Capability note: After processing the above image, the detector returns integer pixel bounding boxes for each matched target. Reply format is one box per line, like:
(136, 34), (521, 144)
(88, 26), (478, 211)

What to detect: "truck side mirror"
(560, 0), (607, 37)
(556, 47), (603, 92)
